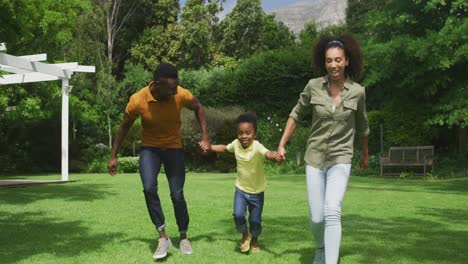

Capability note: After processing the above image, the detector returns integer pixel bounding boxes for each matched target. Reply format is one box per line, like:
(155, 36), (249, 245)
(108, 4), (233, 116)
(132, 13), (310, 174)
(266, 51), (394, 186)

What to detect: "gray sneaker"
(179, 238), (193, 255)
(153, 238), (172, 260)
(313, 248), (325, 264)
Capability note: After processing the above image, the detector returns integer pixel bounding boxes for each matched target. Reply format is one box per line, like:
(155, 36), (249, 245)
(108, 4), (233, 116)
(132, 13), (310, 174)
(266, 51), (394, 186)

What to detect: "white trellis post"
(61, 78), (70, 181)
(0, 50), (95, 181)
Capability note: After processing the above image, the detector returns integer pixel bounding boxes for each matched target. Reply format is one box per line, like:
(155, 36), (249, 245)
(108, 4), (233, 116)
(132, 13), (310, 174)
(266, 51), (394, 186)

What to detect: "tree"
(178, 0), (224, 69)
(299, 19), (319, 47)
(0, 0), (100, 173)
(218, 0), (265, 59)
(260, 14), (296, 51)
(94, 0), (140, 71)
(130, 23), (183, 70)
(130, 0), (182, 70)
(347, 0), (467, 151)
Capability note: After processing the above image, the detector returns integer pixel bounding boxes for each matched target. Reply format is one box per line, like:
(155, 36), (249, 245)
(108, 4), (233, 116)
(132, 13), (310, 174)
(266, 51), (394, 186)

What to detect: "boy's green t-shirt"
(226, 139), (269, 194)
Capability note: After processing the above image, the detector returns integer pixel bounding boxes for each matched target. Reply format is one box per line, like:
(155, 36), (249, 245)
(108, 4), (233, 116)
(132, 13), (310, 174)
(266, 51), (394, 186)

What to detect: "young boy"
(200, 113), (278, 253)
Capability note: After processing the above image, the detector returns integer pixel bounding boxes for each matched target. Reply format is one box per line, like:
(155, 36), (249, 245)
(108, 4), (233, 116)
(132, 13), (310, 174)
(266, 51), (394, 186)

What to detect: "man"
(108, 63), (209, 260)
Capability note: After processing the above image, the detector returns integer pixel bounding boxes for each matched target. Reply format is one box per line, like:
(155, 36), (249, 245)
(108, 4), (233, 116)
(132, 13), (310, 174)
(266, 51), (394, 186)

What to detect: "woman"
(277, 34), (369, 264)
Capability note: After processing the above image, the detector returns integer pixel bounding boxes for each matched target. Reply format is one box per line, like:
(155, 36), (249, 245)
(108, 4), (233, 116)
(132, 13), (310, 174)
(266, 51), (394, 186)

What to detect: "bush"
(117, 156), (140, 173)
(256, 114), (285, 150)
(179, 67), (238, 107)
(214, 152), (236, 173)
(181, 106), (244, 172)
(87, 155), (108, 173)
(180, 45), (313, 117)
(266, 160), (305, 175)
(431, 153), (467, 178)
(352, 153), (380, 176)
(231, 46), (312, 116)
(381, 99), (436, 147)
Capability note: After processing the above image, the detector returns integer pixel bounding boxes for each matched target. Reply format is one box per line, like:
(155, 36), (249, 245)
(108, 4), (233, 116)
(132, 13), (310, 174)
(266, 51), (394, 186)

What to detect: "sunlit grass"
(1, 173), (467, 263)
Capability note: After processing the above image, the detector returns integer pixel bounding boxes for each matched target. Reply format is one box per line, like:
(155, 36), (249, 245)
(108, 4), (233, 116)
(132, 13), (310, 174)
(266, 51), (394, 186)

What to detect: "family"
(107, 33), (369, 264)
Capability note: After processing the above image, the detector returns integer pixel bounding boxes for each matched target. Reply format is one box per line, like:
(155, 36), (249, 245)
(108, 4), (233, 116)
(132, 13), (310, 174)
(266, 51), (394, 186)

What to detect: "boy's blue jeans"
(139, 147), (189, 233)
(233, 187), (264, 237)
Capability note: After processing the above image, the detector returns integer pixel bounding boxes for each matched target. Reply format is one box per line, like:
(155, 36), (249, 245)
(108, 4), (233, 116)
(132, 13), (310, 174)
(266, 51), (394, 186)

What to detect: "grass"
(1, 173), (467, 263)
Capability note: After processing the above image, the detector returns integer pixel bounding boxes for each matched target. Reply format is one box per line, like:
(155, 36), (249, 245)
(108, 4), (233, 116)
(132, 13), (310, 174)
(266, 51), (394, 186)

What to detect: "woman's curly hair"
(312, 33), (363, 81)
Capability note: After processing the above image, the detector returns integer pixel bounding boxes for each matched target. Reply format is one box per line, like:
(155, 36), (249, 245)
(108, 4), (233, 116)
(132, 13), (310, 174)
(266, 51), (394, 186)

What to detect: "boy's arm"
(209, 144), (227, 153)
(265, 151), (278, 161)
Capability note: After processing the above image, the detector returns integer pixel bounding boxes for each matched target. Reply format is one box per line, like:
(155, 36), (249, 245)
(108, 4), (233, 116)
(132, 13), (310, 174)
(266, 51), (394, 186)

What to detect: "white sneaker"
(153, 237), (172, 260)
(180, 239), (193, 255)
(313, 248), (325, 264)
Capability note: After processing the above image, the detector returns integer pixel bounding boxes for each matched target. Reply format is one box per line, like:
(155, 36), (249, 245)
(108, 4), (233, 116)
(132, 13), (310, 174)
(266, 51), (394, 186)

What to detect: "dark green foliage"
(181, 107), (244, 172)
(117, 156), (139, 173)
(346, 0), (467, 160)
(1, 0), (465, 175)
(180, 46), (313, 117)
(232, 47), (312, 116)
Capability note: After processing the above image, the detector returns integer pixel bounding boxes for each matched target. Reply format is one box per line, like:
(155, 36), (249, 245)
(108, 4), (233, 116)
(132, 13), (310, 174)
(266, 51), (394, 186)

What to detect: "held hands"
(198, 140), (211, 154)
(108, 158), (117, 176)
(276, 146), (287, 162)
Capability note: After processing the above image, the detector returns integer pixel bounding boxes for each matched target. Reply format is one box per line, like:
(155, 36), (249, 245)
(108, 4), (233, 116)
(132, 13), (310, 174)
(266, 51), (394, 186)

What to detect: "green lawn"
(1, 173), (467, 264)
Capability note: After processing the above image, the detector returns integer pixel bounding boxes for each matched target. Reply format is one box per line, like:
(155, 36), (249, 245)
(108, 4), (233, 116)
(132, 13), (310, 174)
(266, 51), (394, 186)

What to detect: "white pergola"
(0, 45), (95, 181)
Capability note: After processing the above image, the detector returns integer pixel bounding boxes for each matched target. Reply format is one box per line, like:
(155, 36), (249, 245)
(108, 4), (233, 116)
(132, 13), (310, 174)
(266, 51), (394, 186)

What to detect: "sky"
(179, 0), (306, 19)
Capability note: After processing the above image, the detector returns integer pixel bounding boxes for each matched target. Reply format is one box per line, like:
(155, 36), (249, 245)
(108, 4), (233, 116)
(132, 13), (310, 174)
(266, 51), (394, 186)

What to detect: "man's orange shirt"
(125, 82), (194, 148)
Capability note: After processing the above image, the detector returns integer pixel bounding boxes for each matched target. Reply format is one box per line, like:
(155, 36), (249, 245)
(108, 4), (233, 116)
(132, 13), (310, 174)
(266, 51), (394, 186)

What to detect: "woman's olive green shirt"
(289, 76), (370, 168)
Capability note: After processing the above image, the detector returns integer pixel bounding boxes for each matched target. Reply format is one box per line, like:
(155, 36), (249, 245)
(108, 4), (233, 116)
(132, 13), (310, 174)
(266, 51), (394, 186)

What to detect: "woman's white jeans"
(306, 164), (351, 264)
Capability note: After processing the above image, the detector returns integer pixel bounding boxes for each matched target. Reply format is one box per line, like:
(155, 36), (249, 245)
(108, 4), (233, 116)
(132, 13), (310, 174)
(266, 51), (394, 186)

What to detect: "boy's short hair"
(236, 112), (258, 132)
(153, 63), (178, 81)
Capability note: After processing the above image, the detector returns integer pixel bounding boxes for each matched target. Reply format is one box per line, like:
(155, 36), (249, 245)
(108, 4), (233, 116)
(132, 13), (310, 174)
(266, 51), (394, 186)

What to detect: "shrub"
(117, 156), (140, 173)
(266, 160), (305, 175)
(87, 155), (108, 173)
(180, 45), (313, 117)
(181, 106), (244, 172)
(381, 101), (437, 146)
(351, 153), (380, 176)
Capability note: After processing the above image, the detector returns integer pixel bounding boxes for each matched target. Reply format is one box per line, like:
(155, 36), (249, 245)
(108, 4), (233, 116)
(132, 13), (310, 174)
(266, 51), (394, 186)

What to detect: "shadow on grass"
(271, 174), (468, 195)
(0, 182), (116, 204)
(348, 177), (468, 196)
(342, 212), (468, 263)
(213, 206), (468, 264)
(215, 215), (315, 263)
(416, 207), (468, 225)
(0, 211), (124, 263)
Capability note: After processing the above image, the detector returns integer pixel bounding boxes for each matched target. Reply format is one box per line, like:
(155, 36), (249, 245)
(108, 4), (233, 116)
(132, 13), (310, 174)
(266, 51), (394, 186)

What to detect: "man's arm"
(186, 96), (210, 151)
(108, 113), (136, 176)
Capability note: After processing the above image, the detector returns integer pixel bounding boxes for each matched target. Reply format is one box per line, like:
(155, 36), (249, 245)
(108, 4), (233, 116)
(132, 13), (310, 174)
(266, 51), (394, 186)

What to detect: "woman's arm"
(277, 117), (298, 161)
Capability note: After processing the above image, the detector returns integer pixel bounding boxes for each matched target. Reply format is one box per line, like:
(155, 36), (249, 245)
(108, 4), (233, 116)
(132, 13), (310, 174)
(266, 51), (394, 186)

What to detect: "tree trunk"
(107, 113), (112, 148)
(73, 120), (76, 141)
(459, 127), (466, 156)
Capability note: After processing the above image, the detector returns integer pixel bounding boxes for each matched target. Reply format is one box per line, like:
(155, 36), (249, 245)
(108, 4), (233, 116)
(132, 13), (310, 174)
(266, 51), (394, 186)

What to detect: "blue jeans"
(139, 147), (189, 233)
(233, 187), (264, 237)
(306, 163), (351, 264)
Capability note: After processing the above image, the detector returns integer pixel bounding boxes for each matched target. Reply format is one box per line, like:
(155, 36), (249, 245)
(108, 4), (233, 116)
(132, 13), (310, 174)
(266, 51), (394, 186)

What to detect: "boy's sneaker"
(240, 238), (251, 253)
(153, 237), (172, 260)
(250, 245), (260, 253)
(180, 239), (193, 255)
(313, 248), (325, 264)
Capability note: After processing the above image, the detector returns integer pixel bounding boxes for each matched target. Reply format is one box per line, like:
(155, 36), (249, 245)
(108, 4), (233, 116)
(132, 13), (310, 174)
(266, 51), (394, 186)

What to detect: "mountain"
(268, 0), (348, 35)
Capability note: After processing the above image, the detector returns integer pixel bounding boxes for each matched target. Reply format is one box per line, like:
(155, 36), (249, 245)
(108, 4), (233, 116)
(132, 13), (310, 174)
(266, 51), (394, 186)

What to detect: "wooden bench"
(380, 146), (434, 176)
